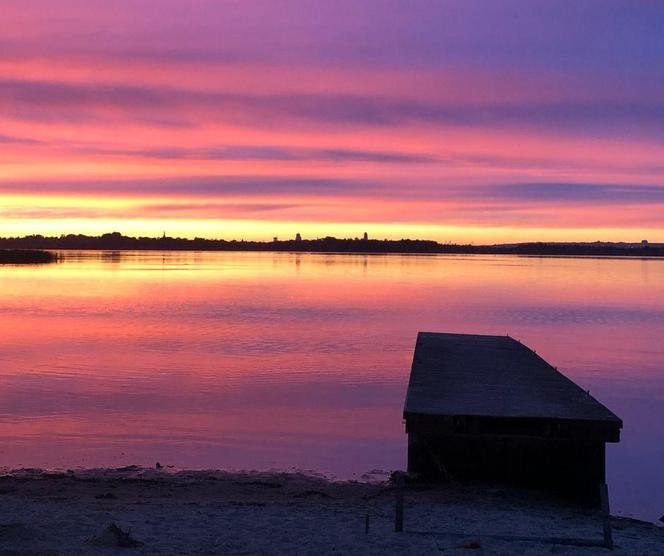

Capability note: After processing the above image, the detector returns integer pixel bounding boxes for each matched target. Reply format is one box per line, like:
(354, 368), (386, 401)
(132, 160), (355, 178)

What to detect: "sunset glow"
(2, 1), (664, 242)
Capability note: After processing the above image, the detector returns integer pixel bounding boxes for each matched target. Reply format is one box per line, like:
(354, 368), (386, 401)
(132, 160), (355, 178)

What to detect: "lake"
(1, 251), (662, 521)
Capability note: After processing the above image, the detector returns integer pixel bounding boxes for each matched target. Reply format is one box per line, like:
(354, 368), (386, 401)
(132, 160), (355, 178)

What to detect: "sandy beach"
(0, 467), (661, 555)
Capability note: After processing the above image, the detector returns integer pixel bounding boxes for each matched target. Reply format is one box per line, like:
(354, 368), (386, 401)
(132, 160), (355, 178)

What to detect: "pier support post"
(394, 473), (404, 532)
(600, 483), (613, 550)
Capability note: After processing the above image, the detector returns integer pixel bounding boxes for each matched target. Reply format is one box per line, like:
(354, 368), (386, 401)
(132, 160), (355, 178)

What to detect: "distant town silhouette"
(1, 232), (663, 257)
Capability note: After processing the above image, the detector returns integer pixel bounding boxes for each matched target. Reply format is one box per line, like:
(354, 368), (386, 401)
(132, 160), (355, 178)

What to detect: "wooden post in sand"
(394, 473), (404, 532)
(600, 483), (613, 549)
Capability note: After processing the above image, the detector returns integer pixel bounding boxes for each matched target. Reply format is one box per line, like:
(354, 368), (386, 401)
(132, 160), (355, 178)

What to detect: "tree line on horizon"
(0, 232), (663, 257)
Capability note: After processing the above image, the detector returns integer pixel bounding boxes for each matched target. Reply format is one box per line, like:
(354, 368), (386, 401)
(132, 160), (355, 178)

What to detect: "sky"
(1, 0), (664, 243)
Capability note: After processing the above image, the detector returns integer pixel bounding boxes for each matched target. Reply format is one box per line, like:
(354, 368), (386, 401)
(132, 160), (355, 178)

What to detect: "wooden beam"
(600, 483), (613, 549)
(394, 473), (404, 532)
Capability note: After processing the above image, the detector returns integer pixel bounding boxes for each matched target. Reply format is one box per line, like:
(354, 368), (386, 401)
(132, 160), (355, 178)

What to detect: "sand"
(0, 467), (662, 555)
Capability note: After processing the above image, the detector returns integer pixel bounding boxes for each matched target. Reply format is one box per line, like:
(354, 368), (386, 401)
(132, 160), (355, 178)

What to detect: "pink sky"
(2, 1), (664, 242)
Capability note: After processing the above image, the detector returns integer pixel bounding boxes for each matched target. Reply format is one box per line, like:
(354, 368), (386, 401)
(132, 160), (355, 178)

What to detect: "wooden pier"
(404, 332), (622, 504)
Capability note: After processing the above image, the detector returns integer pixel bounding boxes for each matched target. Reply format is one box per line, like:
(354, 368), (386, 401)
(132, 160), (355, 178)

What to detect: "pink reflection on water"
(1, 252), (663, 519)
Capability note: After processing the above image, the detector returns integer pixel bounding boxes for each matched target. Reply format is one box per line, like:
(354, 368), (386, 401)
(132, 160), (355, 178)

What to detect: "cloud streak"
(4, 176), (664, 206)
(69, 145), (436, 164)
(3, 78), (664, 136)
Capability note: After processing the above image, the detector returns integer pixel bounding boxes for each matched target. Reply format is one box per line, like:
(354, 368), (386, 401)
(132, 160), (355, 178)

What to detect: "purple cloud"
(3, 78), (664, 137)
(4, 176), (664, 207)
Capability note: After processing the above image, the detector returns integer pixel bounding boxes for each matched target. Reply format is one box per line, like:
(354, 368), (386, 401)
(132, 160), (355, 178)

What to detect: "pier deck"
(403, 332), (622, 503)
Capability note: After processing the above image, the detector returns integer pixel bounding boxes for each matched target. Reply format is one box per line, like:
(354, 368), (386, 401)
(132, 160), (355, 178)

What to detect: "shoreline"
(0, 249), (58, 265)
(1, 467), (661, 555)
(2, 233), (664, 258)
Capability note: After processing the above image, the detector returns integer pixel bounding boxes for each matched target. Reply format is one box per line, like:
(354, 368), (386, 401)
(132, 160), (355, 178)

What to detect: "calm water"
(1, 251), (663, 520)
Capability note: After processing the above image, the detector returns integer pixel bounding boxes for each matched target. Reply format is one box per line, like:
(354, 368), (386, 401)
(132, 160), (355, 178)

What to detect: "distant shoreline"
(1, 233), (663, 257)
(0, 249), (58, 264)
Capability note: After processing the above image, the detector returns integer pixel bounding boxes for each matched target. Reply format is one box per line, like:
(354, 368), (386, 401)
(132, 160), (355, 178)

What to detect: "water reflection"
(0, 251), (662, 520)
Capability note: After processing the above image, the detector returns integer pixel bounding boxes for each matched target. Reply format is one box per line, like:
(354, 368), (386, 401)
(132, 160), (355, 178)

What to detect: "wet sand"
(0, 467), (662, 555)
